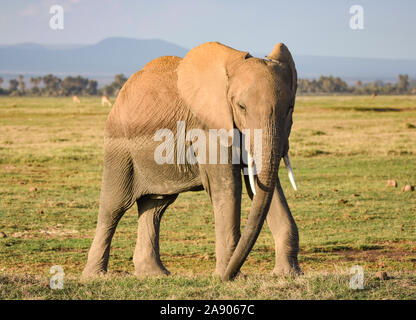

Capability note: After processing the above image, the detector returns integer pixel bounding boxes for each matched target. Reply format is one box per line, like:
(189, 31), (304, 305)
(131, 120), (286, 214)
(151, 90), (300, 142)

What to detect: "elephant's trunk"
(221, 127), (279, 281)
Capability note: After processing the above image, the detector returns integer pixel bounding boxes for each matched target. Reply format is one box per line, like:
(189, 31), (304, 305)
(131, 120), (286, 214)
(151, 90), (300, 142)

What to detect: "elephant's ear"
(266, 43), (297, 96)
(177, 42), (249, 131)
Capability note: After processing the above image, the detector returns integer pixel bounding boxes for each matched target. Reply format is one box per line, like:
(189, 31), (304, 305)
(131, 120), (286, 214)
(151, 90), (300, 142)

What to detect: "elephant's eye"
(238, 104), (246, 112)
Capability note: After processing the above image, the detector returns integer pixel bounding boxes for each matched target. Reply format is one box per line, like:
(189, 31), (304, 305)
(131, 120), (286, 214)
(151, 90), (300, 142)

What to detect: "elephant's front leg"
(201, 165), (242, 276)
(266, 179), (301, 275)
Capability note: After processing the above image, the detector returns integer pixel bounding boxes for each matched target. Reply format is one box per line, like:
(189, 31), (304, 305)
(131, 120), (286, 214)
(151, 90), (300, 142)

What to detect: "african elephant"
(82, 41), (301, 281)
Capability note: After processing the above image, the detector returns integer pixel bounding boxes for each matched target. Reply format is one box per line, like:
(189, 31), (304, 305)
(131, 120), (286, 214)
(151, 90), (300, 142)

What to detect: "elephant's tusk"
(283, 154), (297, 191)
(247, 153), (257, 196)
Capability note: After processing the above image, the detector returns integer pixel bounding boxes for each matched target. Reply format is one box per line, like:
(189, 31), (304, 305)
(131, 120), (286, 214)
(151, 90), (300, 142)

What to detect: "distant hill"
(0, 37), (188, 75)
(0, 37), (415, 85)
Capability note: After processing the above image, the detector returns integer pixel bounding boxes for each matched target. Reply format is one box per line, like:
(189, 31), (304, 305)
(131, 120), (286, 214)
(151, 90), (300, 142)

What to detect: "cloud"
(19, 0), (82, 17)
(19, 5), (39, 17)
(40, 0), (71, 9)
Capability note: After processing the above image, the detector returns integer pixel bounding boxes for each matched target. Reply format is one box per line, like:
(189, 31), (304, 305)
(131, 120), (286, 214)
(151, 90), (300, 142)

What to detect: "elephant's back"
(105, 56), (193, 139)
(142, 56), (181, 72)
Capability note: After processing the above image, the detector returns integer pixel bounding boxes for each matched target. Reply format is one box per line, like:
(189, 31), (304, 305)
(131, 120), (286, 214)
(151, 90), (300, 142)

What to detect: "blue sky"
(0, 0), (415, 59)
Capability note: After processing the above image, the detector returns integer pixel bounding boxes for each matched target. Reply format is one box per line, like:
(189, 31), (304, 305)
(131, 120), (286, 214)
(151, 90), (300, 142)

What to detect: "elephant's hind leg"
(82, 145), (136, 278)
(133, 194), (178, 276)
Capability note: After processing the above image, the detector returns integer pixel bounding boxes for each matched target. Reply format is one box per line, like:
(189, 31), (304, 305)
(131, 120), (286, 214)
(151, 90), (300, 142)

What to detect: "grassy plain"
(0, 95), (415, 299)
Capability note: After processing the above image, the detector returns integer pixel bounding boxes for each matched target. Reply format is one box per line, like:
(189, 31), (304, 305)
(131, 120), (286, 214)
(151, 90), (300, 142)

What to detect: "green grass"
(1, 95), (416, 299)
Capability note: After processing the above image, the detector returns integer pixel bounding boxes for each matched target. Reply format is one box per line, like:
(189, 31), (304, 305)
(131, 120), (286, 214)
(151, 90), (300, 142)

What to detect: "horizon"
(2, 36), (416, 62)
(0, 1), (415, 60)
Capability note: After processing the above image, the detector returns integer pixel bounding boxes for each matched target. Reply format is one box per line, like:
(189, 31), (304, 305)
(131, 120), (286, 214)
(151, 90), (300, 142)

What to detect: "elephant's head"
(177, 42), (297, 280)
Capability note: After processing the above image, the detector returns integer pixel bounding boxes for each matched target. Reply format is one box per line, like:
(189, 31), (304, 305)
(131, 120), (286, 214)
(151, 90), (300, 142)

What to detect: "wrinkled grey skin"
(82, 42), (301, 281)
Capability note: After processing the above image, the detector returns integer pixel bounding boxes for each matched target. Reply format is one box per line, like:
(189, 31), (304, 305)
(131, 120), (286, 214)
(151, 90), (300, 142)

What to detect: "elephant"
(82, 41), (301, 281)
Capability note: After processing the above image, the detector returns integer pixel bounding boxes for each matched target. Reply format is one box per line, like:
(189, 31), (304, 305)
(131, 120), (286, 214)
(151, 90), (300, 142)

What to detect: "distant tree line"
(298, 74), (415, 95)
(0, 73), (414, 96)
(0, 74), (127, 97)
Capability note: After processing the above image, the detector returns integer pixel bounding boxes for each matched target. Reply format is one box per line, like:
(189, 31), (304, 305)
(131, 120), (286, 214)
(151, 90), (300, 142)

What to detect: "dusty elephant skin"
(82, 42), (301, 281)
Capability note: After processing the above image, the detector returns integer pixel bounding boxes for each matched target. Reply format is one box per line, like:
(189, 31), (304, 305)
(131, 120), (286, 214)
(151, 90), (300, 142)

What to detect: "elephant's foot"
(272, 256), (302, 276)
(134, 259), (170, 276)
(81, 265), (107, 279)
(213, 266), (226, 277)
(213, 268), (244, 280)
(212, 270), (224, 279)
(272, 266), (302, 276)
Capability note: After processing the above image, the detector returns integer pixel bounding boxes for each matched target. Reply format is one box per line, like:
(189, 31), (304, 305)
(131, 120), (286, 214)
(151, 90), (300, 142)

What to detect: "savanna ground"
(0, 95), (415, 300)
